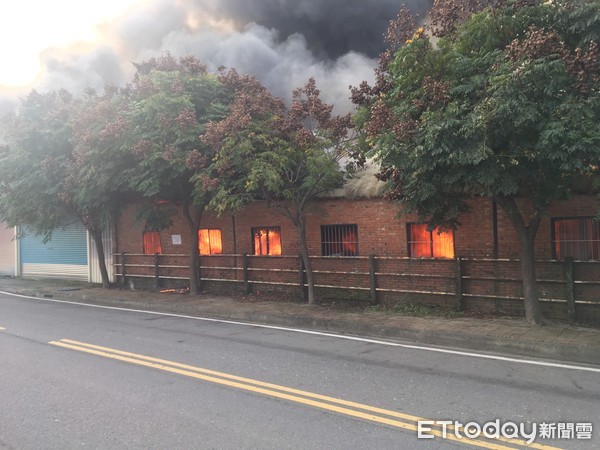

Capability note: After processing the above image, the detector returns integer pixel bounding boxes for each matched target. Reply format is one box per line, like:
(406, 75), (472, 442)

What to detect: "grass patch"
(366, 302), (464, 318)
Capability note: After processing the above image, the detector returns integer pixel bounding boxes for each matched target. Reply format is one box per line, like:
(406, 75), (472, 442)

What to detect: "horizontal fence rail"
(113, 253), (600, 321)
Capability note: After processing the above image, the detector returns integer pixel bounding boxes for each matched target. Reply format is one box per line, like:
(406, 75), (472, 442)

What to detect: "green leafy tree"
(0, 88), (131, 288)
(68, 87), (136, 287)
(125, 54), (231, 295)
(353, 0), (600, 324)
(0, 90), (73, 233)
(203, 72), (353, 305)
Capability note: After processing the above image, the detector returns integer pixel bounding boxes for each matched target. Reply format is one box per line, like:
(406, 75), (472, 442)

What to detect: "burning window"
(552, 217), (599, 260)
(252, 227), (282, 256)
(321, 224), (358, 256)
(199, 229), (223, 255)
(407, 223), (454, 258)
(143, 231), (162, 255)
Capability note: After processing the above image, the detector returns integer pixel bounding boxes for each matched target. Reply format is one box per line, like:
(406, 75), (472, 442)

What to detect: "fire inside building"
(112, 187), (599, 323)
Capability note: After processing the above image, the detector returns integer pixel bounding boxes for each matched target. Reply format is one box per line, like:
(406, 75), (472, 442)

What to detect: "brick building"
(113, 193), (599, 321)
(116, 195), (599, 261)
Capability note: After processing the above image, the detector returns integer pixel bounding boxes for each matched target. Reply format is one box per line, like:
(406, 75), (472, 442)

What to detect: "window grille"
(143, 231), (162, 255)
(321, 224), (358, 256)
(407, 223), (454, 258)
(251, 227), (282, 256)
(552, 217), (599, 260)
(199, 229), (223, 255)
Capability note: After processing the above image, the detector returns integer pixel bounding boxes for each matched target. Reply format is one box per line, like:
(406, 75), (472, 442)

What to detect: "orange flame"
(253, 228), (282, 255)
(143, 231), (162, 254)
(409, 224), (454, 258)
(199, 229), (222, 255)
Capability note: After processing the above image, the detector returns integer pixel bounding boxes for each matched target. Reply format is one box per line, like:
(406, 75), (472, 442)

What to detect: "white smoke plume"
(1, 0), (433, 189)
(1, 0), (432, 115)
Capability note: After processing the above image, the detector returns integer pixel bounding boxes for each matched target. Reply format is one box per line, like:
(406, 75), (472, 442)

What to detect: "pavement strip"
(49, 338), (560, 450)
(2, 289), (599, 374)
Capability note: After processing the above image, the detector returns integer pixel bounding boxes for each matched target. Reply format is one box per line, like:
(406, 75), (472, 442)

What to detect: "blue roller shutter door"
(20, 221), (88, 280)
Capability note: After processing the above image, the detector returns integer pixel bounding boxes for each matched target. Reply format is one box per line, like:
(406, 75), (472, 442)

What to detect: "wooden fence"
(113, 253), (600, 321)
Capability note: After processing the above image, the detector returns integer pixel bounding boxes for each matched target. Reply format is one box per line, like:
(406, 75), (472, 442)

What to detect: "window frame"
(142, 231), (163, 255)
(251, 226), (282, 256)
(198, 228), (223, 255)
(406, 223), (455, 259)
(551, 216), (600, 261)
(320, 224), (359, 257)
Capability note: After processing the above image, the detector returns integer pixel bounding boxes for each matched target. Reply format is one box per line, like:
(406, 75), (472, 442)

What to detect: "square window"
(143, 231), (162, 255)
(407, 223), (454, 258)
(199, 229), (223, 255)
(251, 227), (282, 256)
(552, 217), (599, 260)
(321, 224), (358, 256)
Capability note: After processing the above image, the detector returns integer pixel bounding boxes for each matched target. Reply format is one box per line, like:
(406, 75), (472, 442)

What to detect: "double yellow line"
(49, 339), (559, 450)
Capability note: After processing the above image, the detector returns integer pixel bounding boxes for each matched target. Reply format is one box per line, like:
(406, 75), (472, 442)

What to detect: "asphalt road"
(1, 291), (599, 449)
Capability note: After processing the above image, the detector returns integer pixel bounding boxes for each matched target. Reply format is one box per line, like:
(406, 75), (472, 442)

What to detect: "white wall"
(88, 224), (115, 284)
(0, 224), (16, 276)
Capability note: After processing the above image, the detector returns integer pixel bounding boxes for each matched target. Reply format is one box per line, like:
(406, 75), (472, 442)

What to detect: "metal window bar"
(251, 227), (281, 256)
(143, 231), (162, 255)
(407, 223), (431, 257)
(199, 229), (223, 255)
(553, 217), (600, 261)
(321, 224), (358, 256)
(407, 223), (454, 258)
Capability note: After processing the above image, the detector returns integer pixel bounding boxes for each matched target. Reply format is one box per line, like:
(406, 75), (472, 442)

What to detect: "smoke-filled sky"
(0, 0), (432, 116)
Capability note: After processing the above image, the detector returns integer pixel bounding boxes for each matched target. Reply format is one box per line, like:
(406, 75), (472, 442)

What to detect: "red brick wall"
(114, 196), (599, 322)
(453, 198), (496, 258)
(116, 195), (599, 261)
(496, 195), (599, 259)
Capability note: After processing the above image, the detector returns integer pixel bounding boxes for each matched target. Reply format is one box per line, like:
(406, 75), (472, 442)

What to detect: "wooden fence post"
(455, 257), (463, 312)
(121, 252), (127, 289)
(242, 253), (251, 294)
(154, 253), (160, 290)
(298, 255), (308, 301)
(564, 257), (575, 322)
(369, 255), (378, 304)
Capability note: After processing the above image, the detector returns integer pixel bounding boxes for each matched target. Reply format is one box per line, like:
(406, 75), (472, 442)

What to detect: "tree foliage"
(68, 88), (137, 286)
(0, 88), (133, 288)
(125, 53), (232, 294)
(203, 72), (354, 304)
(0, 90), (75, 234)
(354, 0), (600, 324)
(69, 88), (133, 227)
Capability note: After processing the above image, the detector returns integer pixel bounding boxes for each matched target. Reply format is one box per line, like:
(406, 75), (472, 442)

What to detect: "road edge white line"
(2, 289), (599, 373)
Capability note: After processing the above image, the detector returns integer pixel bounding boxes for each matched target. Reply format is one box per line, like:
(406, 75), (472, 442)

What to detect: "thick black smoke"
(197, 0), (432, 59)
(1, 0), (434, 115)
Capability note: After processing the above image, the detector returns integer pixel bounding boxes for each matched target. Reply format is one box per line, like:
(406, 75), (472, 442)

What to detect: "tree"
(68, 87), (136, 287)
(203, 72), (353, 305)
(353, 0), (600, 324)
(0, 89), (127, 288)
(0, 90), (74, 235)
(125, 54), (231, 295)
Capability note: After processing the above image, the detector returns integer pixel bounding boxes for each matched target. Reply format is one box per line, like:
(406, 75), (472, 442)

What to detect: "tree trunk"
(518, 231), (543, 325)
(182, 202), (203, 296)
(294, 217), (316, 305)
(91, 228), (111, 289)
(495, 196), (544, 325)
